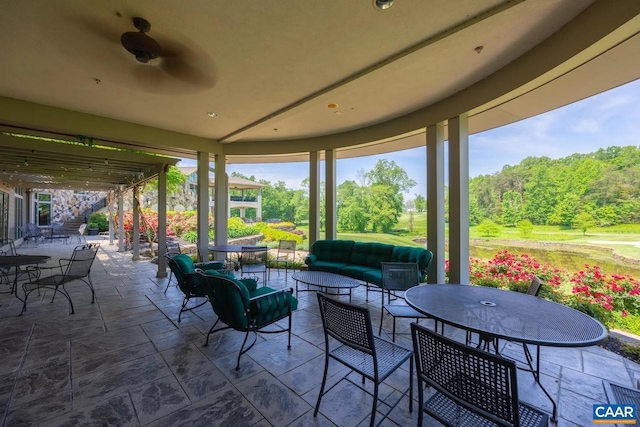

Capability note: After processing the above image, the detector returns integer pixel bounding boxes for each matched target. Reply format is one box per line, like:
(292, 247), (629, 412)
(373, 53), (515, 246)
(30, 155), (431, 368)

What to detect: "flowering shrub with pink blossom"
(449, 250), (640, 332)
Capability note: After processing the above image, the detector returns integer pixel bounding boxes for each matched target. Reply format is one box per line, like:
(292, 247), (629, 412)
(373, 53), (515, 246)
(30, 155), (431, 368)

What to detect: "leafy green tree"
(259, 180), (296, 222)
(337, 181), (368, 232)
(595, 205), (620, 227)
(368, 185), (401, 233)
(347, 160), (415, 232)
(574, 211), (596, 235)
(476, 219), (501, 237)
(550, 193), (581, 227)
(414, 194), (426, 212)
(145, 165), (187, 195)
(365, 159), (416, 193)
(501, 190), (523, 226)
(516, 219), (533, 238)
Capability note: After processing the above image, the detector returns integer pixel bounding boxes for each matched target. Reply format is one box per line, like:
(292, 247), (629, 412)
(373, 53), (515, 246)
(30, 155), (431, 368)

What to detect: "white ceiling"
(0, 0), (639, 180)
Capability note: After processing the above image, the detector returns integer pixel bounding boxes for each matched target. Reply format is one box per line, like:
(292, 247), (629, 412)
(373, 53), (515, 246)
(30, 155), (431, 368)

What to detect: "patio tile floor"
(0, 239), (635, 426)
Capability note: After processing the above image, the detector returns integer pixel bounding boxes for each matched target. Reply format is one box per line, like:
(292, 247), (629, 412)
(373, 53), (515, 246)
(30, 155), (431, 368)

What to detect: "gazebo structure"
(0, 1), (639, 280)
(178, 166), (266, 220)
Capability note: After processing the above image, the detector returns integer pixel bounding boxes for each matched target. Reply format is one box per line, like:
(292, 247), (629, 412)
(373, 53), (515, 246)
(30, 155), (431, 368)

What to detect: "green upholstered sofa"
(304, 240), (433, 287)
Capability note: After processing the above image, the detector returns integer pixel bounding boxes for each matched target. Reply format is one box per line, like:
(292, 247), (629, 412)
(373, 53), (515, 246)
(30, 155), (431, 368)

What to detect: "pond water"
(470, 242), (640, 278)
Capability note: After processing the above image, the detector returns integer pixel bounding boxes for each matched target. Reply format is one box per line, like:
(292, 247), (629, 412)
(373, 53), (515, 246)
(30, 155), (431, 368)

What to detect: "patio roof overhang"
(0, 131), (179, 191)
(0, 0), (637, 167)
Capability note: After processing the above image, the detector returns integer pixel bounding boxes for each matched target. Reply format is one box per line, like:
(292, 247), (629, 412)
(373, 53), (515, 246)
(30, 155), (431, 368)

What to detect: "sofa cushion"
(348, 242), (394, 269)
(338, 265), (378, 281)
(308, 261), (349, 274)
(390, 246), (433, 280)
(362, 269), (383, 286)
(310, 240), (355, 263)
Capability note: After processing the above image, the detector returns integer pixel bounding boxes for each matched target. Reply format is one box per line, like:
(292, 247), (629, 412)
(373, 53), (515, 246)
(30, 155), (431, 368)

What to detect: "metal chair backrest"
(241, 246), (268, 271)
(381, 262), (420, 292)
(277, 240), (296, 260)
(527, 276), (543, 296)
(64, 243), (99, 279)
(167, 240), (182, 254)
(316, 292), (375, 355)
(411, 322), (521, 426)
(0, 238), (18, 256)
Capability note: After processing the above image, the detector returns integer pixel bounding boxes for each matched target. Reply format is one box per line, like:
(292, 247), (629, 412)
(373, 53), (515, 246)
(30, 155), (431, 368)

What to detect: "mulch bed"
(600, 336), (640, 364)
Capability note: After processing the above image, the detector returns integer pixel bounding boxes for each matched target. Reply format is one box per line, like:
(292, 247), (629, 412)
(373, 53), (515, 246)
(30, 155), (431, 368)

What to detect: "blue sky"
(179, 79), (640, 198)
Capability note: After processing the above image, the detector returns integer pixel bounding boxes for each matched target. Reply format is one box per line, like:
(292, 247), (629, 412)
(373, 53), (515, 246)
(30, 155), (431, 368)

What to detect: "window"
(0, 190), (8, 239)
(36, 192), (52, 226)
(14, 189), (23, 239)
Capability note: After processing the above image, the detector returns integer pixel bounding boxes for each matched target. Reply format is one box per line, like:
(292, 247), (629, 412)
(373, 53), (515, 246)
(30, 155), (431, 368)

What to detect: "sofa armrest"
(305, 254), (317, 266)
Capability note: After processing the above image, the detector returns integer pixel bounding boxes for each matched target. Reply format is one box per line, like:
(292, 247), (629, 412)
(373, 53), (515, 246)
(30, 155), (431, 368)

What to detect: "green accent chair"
(167, 254), (224, 322)
(198, 269), (298, 371)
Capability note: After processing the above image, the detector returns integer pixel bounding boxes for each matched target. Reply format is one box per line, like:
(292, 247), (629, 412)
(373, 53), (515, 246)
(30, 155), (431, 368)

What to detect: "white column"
(214, 155), (228, 246)
(325, 149), (337, 240)
(309, 151), (320, 245)
(117, 187), (125, 252)
(448, 114), (470, 284)
(257, 189), (262, 221)
(197, 152), (210, 262)
(426, 123), (446, 283)
(132, 186), (140, 261)
(156, 166), (168, 277)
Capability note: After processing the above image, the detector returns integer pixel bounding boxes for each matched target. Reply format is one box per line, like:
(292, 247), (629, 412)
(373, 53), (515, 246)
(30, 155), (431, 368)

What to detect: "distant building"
(178, 167), (265, 220)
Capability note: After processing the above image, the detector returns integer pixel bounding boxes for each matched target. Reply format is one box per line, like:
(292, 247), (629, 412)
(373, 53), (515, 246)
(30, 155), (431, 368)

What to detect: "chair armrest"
(194, 261), (224, 271)
(26, 263), (65, 280)
(249, 288), (297, 323)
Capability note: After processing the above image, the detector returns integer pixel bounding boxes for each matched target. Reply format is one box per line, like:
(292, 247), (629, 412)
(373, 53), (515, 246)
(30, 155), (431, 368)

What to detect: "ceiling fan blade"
(158, 39), (217, 91)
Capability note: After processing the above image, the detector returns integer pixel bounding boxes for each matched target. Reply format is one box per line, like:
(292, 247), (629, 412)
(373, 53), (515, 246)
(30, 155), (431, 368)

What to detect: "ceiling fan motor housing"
(121, 17), (162, 63)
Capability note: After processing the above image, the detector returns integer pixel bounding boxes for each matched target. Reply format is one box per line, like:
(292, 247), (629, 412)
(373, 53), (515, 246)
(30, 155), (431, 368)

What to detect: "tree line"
(178, 144), (640, 233)
(230, 159), (416, 233)
(470, 145), (640, 228)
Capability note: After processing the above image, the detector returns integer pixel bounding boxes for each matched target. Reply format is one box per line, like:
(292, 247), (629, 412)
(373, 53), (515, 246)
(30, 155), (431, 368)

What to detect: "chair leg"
(314, 354), (331, 418)
(178, 297), (188, 322)
(392, 318), (396, 342)
(164, 271), (174, 293)
(236, 330), (258, 371)
(370, 382), (379, 427)
(287, 313), (292, 349)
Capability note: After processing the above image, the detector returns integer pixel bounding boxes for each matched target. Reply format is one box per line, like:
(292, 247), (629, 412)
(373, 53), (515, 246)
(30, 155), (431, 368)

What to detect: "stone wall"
(47, 190), (107, 223)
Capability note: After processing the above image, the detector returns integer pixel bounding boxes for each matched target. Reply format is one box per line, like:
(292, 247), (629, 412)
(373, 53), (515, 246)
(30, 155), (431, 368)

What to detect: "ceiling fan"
(120, 17), (161, 63)
(117, 16), (216, 93)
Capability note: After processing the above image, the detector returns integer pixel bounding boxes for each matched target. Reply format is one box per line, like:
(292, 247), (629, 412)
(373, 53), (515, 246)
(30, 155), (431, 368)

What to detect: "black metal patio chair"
(19, 243), (100, 315)
(314, 292), (413, 427)
(378, 261), (430, 342)
(411, 321), (549, 427)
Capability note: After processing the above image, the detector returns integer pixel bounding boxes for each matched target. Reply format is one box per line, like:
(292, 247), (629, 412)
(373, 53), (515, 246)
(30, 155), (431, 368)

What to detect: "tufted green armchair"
(198, 269), (298, 371)
(167, 254), (224, 322)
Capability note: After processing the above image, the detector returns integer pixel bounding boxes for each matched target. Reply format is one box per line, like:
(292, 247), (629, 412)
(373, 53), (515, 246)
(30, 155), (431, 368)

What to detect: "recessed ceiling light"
(207, 112), (218, 117)
(335, 111), (343, 116)
(327, 103), (339, 109)
(374, 0), (394, 10)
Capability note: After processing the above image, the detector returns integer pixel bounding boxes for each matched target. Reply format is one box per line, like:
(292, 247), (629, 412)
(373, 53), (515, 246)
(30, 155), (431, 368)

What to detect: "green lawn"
(295, 214), (640, 261)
